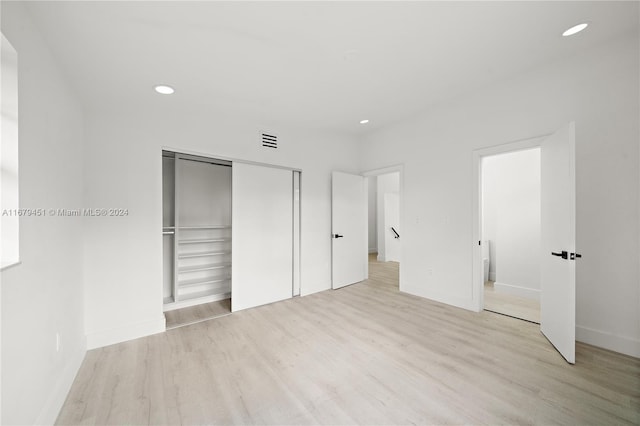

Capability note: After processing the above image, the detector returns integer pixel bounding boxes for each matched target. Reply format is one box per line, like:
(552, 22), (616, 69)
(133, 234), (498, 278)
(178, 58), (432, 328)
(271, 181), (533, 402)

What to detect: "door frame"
(471, 136), (547, 312)
(362, 164), (404, 288)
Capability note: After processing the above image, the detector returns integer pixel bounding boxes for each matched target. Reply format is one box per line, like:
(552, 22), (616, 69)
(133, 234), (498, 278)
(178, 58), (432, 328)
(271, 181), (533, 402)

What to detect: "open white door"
(232, 163), (293, 312)
(331, 171), (367, 289)
(540, 122), (577, 364)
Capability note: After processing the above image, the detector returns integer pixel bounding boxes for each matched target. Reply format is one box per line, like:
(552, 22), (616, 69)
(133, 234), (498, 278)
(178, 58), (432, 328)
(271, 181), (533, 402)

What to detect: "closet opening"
(162, 150), (233, 329)
(162, 150), (302, 329)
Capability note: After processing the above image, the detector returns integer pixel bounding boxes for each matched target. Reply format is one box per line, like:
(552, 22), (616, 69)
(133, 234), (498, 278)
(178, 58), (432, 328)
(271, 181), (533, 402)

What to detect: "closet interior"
(162, 151), (232, 312)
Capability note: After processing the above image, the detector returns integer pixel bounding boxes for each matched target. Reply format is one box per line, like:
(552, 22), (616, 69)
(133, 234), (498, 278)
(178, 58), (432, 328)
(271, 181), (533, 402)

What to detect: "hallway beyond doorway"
(368, 253), (399, 289)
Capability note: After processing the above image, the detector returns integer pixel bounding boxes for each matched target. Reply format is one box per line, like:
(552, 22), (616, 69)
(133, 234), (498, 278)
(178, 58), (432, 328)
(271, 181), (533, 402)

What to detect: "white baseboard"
(86, 315), (166, 350)
(489, 271), (496, 282)
(576, 325), (640, 358)
(368, 248), (378, 254)
(494, 281), (540, 301)
(35, 338), (87, 425)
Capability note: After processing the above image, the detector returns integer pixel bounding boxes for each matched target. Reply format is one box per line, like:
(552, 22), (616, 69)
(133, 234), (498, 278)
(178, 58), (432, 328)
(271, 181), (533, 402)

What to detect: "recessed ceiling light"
(562, 23), (588, 37)
(360, 119), (369, 124)
(154, 85), (175, 95)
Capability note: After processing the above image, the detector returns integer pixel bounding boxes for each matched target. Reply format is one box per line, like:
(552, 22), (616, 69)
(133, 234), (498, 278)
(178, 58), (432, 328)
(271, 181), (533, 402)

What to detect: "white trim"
(163, 292), (230, 312)
(165, 312), (232, 330)
(0, 260), (21, 271)
(162, 146), (302, 172)
(493, 281), (540, 301)
(488, 272), (496, 282)
(362, 164), (404, 177)
(472, 136), (547, 312)
(368, 248), (378, 254)
(86, 315), (166, 350)
(576, 325), (640, 358)
(35, 339), (86, 425)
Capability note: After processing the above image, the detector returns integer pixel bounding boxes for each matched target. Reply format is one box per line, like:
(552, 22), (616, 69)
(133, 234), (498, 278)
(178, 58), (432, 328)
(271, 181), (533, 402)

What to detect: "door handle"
(551, 251), (568, 259)
(570, 253), (582, 260)
(333, 234), (344, 239)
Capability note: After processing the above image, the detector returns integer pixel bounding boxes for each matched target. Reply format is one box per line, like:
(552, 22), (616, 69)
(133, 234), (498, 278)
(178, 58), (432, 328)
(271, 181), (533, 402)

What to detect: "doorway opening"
(473, 123), (577, 363)
(481, 148), (541, 323)
(365, 167), (402, 289)
(330, 165), (403, 290)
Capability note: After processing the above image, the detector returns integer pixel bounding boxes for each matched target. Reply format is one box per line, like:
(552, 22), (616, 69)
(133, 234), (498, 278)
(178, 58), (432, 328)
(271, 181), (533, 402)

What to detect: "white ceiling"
(24, 1), (639, 135)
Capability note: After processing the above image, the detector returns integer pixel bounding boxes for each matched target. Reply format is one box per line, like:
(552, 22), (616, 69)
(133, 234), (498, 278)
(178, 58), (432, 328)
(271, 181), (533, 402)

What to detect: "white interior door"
(540, 122), (577, 364)
(332, 171), (367, 289)
(232, 163), (293, 311)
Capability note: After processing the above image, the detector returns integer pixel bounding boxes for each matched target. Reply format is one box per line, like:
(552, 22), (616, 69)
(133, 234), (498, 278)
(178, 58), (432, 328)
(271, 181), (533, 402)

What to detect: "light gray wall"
(82, 109), (360, 348)
(0, 2), (86, 424)
(482, 148), (541, 299)
(359, 33), (640, 357)
(177, 159), (232, 226)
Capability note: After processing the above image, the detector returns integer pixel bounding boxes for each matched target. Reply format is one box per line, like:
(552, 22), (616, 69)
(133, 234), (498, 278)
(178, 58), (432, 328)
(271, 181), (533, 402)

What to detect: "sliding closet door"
(232, 163), (293, 312)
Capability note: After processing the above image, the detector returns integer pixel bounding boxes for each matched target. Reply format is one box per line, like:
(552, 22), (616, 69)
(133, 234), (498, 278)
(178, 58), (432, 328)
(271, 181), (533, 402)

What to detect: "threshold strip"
(484, 309), (540, 325)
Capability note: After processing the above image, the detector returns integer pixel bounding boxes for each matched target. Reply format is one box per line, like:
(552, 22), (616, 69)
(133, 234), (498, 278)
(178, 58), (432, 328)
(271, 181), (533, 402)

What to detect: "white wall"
(177, 159), (232, 226)
(1, 2), (86, 424)
(376, 172), (400, 261)
(482, 149), (541, 299)
(359, 33), (640, 358)
(367, 176), (377, 253)
(82, 108), (360, 349)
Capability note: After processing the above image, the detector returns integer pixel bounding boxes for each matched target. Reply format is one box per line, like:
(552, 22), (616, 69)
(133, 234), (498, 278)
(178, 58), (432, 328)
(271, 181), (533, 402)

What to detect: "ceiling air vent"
(262, 133), (278, 149)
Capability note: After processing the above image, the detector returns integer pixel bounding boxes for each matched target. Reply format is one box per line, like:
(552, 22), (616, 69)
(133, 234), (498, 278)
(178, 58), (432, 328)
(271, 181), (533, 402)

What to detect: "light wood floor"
(165, 299), (231, 330)
(58, 258), (640, 425)
(484, 281), (541, 323)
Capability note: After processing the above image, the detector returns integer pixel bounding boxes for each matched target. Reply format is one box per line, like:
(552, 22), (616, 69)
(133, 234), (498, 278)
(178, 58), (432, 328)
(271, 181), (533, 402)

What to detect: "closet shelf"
(178, 251), (231, 259)
(178, 289), (231, 302)
(178, 277), (231, 288)
(178, 225), (231, 230)
(179, 238), (231, 244)
(178, 262), (232, 273)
